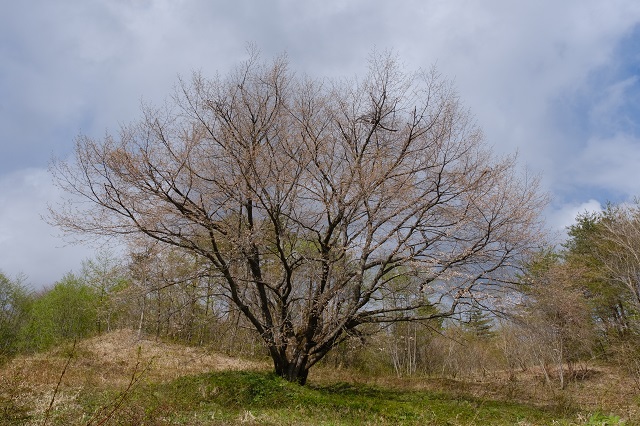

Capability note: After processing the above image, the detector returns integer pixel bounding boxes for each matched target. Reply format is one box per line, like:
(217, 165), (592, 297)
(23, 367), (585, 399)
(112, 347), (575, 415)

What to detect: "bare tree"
(518, 252), (596, 389)
(597, 203), (640, 320)
(126, 241), (230, 345)
(49, 50), (546, 384)
(81, 249), (128, 334)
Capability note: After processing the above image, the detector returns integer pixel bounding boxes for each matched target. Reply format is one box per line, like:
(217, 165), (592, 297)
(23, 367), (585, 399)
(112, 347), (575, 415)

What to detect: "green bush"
(19, 273), (99, 352)
(0, 271), (32, 359)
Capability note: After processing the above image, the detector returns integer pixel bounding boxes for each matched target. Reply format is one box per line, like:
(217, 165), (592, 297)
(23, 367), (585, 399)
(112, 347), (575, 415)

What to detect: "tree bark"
(272, 352), (311, 385)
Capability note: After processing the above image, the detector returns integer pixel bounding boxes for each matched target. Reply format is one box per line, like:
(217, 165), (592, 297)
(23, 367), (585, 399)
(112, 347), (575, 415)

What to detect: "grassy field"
(0, 330), (635, 425)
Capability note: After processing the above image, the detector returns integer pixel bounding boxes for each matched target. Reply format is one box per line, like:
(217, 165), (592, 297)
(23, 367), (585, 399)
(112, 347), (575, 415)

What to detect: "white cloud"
(546, 199), (603, 234)
(568, 134), (640, 196)
(0, 168), (98, 289)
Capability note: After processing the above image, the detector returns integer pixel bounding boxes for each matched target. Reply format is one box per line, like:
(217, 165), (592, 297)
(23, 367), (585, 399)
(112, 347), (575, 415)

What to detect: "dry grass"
(4, 329), (267, 385)
(0, 329), (268, 423)
(76, 329), (267, 383)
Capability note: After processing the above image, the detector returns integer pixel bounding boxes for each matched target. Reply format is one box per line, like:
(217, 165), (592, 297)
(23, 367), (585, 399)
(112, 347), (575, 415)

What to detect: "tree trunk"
(137, 293), (146, 340)
(272, 353), (311, 385)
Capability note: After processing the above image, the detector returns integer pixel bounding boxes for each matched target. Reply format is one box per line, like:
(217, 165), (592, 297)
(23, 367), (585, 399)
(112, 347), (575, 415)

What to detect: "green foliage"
(19, 273), (99, 352)
(563, 210), (631, 337)
(564, 211), (604, 259)
(0, 271), (31, 359)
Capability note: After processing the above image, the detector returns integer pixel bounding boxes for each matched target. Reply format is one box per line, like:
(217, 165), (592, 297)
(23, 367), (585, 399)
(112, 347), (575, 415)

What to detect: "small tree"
(127, 242), (223, 344)
(464, 300), (494, 339)
(50, 50), (546, 384)
(596, 203), (640, 323)
(81, 250), (129, 333)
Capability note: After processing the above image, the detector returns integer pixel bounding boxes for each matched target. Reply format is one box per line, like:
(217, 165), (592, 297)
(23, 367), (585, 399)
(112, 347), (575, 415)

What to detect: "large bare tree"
(50, 51), (546, 384)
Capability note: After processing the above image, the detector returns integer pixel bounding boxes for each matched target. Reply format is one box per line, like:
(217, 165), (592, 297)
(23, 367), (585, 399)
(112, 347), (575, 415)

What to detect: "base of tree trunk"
(274, 359), (310, 385)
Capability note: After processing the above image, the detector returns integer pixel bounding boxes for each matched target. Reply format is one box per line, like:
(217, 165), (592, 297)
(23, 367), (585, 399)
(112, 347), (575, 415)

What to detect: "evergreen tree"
(464, 301), (494, 338)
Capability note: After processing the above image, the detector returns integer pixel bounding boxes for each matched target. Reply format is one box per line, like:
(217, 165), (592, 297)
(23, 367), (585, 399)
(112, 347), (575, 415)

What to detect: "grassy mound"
(65, 370), (580, 425)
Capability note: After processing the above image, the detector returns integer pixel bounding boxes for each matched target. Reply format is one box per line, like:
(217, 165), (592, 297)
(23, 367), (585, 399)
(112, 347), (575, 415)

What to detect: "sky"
(2, 0), (640, 288)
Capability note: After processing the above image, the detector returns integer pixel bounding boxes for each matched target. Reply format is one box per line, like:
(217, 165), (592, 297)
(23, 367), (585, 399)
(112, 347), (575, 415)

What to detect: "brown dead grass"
(0, 329), (269, 423)
(77, 328), (267, 384)
(3, 329), (268, 388)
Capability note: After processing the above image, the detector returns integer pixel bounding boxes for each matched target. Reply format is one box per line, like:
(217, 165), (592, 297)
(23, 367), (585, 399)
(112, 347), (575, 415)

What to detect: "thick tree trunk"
(270, 350), (312, 385)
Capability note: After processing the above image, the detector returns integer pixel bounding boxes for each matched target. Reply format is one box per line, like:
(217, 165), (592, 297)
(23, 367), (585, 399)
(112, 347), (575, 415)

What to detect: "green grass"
(45, 370), (593, 425)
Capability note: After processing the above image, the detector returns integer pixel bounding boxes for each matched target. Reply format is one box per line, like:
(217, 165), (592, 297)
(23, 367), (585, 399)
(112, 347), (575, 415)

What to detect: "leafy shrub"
(19, 273), (99, 352)
(0, 271), (31, 359)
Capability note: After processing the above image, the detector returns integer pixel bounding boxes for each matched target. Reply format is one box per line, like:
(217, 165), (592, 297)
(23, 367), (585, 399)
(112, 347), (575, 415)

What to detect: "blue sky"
(2, 0), (640, 287)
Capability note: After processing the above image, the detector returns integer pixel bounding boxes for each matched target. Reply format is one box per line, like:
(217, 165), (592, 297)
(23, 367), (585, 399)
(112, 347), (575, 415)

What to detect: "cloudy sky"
(2, 0), (640, 288)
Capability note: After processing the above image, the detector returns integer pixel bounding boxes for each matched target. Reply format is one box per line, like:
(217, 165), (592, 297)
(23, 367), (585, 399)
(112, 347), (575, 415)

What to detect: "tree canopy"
(50, 50), (546, 384)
